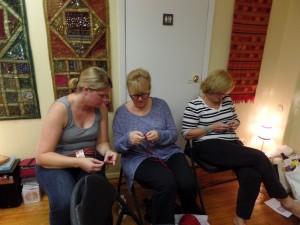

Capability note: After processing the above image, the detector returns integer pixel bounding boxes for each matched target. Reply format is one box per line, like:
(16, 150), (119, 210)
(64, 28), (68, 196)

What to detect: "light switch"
(163, 14), (173, 26)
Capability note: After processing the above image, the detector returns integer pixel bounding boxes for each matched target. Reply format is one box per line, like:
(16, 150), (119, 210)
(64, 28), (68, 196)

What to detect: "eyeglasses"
(129, 92), (150, 100)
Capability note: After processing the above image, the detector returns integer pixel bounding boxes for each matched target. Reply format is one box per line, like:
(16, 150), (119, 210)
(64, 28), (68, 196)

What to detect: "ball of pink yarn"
(179, 214), (201, 225)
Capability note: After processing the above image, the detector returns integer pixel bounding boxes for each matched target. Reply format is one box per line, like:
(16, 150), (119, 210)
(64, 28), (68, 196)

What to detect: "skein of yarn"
(179, 214), (201, 225)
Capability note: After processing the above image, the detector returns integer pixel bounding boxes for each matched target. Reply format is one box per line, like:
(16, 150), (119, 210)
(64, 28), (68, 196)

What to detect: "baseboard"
(106, 172), (121, 179)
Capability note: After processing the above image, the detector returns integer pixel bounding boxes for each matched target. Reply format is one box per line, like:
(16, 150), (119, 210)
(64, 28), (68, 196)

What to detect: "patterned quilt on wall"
(0, 0), (40, 120)
(227, 0), (273, 103)
(43, 0), (112, 110)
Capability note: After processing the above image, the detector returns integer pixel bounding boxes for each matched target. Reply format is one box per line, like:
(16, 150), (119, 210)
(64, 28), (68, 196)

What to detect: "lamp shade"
(258, 124), (272, 140)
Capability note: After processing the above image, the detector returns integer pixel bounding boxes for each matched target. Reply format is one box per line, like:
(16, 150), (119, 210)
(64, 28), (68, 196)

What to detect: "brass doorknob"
(192, 75), (199, 83)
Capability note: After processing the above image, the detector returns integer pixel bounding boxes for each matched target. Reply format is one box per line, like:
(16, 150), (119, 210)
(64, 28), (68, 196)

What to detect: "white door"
(119, 0), (215, 148)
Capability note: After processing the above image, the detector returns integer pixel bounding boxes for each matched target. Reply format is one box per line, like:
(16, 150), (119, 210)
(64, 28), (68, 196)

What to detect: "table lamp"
(258, 124), (272, 151)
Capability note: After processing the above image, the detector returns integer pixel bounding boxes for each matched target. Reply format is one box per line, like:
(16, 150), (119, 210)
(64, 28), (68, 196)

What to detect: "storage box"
(0, 159), (22, 208)
(22, 181), (41, 204)
(19, 158), (36, 178)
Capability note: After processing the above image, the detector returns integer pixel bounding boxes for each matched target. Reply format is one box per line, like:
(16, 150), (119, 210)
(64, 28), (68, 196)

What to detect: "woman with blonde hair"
(182, 69), (300, 225)
(113, 68), (201, 225)
(35, 67), (117, 225)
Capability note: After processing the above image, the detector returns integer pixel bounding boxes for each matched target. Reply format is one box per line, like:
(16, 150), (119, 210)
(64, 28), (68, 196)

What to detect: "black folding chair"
(117, 166), (147, 225)
(184, 140), (237, 214)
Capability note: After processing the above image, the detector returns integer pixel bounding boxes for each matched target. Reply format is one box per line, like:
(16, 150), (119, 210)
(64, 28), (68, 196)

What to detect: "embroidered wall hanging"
(43, 0), (112, 110)
(227, 0), (273, 103)
(0, 0), (40, 120)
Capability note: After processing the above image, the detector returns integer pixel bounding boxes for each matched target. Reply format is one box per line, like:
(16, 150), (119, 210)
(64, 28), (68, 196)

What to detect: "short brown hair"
(200, 69), (233, 94)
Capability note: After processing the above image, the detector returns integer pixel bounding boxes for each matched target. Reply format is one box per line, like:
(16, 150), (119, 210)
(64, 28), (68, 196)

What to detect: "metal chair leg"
(117, 167), (124, 193)
(116, 193), (143, 225)
(117, 166), (145, 224)
(189, 148), (206, 215)
(131, 185), (145, 225)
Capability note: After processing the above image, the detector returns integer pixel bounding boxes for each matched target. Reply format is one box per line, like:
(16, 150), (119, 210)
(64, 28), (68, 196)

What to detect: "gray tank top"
(55, 96), (101, 156)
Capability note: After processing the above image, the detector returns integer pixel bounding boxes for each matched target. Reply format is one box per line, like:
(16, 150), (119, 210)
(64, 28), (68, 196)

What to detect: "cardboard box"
(22, 182), (41, 204)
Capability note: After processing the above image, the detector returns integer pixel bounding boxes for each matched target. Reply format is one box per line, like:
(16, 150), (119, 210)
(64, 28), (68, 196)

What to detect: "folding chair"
(184, 140), (237, 214)
(118, 160), (207, 223)
(117, 166), (147, 225)
(70, 174), (143, 225)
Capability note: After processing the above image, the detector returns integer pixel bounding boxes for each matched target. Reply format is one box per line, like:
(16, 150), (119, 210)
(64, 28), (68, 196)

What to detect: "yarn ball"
(179, 214), (201, 225)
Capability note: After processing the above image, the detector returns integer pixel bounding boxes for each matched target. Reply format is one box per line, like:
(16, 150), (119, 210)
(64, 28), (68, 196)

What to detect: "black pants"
(193, 139), (288, 219)
(134, 153), (201, 225)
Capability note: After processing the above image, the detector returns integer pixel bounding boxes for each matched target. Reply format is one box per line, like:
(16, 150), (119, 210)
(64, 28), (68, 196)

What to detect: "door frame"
(117, 0), (215, 104)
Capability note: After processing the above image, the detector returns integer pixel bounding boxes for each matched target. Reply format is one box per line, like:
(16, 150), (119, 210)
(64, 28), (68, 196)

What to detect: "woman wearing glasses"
(182, 69), (300, 225)
(113, 68), (201, 224)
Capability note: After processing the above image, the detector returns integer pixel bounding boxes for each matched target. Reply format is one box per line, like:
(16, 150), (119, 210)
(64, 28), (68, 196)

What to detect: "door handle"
(189, 75), (199, 83)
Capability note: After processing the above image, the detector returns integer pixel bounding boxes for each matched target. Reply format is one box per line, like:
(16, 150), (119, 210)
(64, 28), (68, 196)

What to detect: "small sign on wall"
(163, 14), (173, 26)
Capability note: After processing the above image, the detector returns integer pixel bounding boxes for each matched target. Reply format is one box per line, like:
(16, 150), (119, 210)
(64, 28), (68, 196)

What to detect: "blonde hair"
(69, 67), (112, 92)
(200, 69), (234, 94)
(126, 68), (151, 93)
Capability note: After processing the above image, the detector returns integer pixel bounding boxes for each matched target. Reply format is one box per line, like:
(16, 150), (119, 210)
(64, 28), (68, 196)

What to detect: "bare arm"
(95, 104), (117, 165)
(35, 102), (104, 173)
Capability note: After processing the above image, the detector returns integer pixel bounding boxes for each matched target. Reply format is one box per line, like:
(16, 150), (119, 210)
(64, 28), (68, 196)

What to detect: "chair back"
(70, 175), (116, 225)
(184, 140), (228, 172)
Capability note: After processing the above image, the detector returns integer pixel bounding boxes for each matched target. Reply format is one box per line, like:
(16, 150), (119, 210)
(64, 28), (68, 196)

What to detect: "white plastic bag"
(283, 155), (300, 200)
(284, 166), (300, 201)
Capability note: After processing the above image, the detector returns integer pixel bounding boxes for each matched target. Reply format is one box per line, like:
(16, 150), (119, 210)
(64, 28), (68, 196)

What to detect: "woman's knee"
(237, 167), (262, 183)
(160, 173), (177, 190)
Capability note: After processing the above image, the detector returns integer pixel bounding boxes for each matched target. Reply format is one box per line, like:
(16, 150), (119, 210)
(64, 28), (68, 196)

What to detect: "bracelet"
(204, 126), (212, 133)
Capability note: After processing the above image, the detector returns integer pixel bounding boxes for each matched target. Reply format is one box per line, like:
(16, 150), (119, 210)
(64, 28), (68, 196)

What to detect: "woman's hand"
(79, 158), (105, 173)
(103, 150), (117, 165)
(129, 131), (145, 145)
(210, 121), (230, 133)
(229, 119), (240, 131)
(145, 130), (159, 143)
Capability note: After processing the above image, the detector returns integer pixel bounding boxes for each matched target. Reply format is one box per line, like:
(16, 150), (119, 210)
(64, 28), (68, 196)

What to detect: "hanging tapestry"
(0, 0), (40, 120)
(227, 0), (273, 103)
(43, 0), (112, 110)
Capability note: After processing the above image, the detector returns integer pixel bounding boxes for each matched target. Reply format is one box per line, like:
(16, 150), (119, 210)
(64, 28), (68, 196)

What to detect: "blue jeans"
(35, 157), (107, 225)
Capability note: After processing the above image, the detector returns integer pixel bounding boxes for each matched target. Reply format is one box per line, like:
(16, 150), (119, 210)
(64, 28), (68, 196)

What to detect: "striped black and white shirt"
(182, 94), (240, 142)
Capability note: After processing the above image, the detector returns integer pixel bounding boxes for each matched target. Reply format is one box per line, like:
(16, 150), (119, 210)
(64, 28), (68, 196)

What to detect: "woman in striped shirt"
(182, 70), (300, 225)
